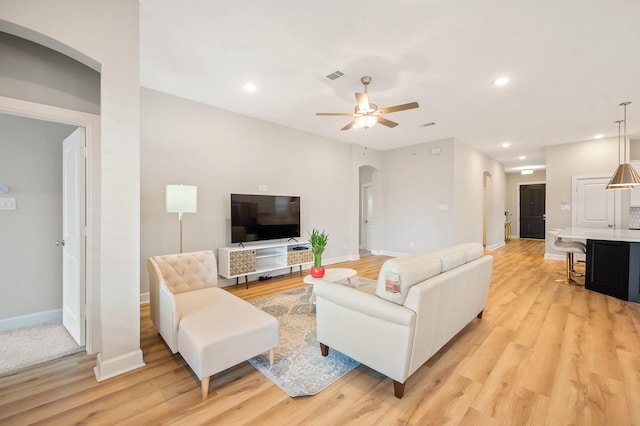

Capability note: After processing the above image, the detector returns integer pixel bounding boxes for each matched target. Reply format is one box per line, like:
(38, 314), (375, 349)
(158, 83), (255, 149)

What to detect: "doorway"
(0, 97), (98, 353)
(520, 184), (546, 239)
(572, 176), (617, 228)
(359, 165), (377, 256)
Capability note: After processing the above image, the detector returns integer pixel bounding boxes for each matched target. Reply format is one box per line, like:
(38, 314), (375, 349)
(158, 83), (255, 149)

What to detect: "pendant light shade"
(606, 102), (640, 189)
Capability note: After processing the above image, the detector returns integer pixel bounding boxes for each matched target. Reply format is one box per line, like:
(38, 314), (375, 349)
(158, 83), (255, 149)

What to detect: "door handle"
(56, 240), (65, 246)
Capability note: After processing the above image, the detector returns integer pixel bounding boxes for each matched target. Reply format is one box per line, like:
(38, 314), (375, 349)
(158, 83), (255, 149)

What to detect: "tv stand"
(219, 241), (312, 288)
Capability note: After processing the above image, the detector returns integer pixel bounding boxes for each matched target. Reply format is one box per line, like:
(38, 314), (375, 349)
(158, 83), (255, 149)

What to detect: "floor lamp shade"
(166, 185), (197, 253)
(166, 185), (198, 213)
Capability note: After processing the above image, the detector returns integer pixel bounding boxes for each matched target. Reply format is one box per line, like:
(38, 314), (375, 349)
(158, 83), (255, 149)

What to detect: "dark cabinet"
(585, 239), (640, 303)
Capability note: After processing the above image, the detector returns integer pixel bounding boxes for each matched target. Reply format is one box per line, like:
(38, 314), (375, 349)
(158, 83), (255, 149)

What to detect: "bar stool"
(548, 230), (586, 286)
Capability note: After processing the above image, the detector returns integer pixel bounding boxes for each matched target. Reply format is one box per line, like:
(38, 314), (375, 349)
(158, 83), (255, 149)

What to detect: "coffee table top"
(303, 267), (357, 284)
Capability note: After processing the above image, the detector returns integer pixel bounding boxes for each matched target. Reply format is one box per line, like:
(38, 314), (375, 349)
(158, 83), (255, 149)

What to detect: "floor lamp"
(166, 184), (197, 253)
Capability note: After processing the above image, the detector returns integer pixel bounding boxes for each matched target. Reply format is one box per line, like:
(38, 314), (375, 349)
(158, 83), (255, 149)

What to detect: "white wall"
(0, 114), (75, 321)
(453, 138), (506, 249)
(140, 89), (355, 293)
(1, 0), (144, 381)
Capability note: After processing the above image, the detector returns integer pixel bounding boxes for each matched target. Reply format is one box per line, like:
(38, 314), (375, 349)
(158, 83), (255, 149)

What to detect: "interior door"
(362, 184), (374, 251)
(62, 127), (86, 346)
(574, 177), (614, 228)
(520, 184), (546, 239)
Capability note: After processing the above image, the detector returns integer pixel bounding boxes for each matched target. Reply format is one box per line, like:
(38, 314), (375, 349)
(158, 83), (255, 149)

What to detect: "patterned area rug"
(0, 322), (82, 376)
(248, 277), (376, 397)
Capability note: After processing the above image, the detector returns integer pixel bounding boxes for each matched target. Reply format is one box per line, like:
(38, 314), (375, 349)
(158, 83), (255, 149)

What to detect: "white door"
(573, 176), (615, 228)
(62, 128), (86, 346)
(362, 184), (374, 251)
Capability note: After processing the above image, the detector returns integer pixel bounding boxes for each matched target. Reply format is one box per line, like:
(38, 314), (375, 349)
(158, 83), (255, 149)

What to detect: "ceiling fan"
(316, 76), (419, 130)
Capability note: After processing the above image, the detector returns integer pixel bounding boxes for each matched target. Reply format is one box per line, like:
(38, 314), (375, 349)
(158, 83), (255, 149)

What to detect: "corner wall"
(1, 0), (144, 381)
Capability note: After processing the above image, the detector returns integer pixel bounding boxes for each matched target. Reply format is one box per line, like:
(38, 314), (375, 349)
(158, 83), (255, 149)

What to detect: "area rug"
(0, 322), (82, 376)
(248, 277), (376, 397)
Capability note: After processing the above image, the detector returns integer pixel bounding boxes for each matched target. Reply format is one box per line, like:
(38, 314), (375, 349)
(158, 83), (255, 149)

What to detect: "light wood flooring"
(2, 239), (640, 425)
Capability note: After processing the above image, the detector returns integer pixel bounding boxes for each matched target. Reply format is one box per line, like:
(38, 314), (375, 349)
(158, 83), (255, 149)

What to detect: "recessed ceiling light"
(502, 142), (511, 148)
(594, 133), (604, 139)
(243, 82), (257, 92)
(494, 76), (510, 86)
(521, 170), (534, 175)
(519, 155), (526, 160)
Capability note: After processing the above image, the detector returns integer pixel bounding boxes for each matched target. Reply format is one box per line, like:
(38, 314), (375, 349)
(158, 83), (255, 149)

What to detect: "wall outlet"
(409, 242), (414, 248)
(0, 197), (16, 210)
(438, 204), (449, 210)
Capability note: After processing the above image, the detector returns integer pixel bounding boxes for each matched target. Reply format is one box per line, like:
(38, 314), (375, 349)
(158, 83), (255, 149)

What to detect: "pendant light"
(606, 101), (640, 189)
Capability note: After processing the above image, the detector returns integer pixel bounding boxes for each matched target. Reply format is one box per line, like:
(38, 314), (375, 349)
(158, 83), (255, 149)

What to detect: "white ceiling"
(139, 0), (640, 172)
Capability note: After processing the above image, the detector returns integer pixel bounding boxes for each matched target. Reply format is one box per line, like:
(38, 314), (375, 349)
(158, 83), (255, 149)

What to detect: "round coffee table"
(303, 267), (357, 314)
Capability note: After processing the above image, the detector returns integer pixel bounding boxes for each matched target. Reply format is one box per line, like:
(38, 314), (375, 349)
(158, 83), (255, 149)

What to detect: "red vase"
(310, 266), (325, 278)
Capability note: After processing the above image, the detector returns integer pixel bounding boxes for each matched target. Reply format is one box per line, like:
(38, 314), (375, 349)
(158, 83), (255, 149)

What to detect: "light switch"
(0, 197), (16, 210)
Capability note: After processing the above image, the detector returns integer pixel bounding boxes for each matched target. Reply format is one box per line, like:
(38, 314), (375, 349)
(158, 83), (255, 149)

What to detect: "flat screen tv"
(230, 194), (301, 243)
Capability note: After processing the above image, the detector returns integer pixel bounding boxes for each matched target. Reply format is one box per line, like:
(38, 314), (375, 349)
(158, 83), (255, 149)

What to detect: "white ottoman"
(178, 290), (279, 399)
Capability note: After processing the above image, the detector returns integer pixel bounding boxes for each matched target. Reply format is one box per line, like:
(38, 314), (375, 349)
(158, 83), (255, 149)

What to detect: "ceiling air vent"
(325, 70), (344, 80)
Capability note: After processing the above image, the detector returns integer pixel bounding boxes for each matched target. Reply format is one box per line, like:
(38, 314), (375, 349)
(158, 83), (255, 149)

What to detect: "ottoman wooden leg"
(201, 376), (210, 400)
(269, 348), (275, 366)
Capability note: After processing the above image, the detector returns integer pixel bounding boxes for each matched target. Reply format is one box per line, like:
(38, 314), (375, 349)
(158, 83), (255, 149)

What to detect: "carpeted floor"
(0, 322), (82, 376)
(249, 278), (376, 397)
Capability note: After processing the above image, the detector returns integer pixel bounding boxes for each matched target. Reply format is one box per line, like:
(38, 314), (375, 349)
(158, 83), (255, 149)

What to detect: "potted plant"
(309, 228), (328, 278)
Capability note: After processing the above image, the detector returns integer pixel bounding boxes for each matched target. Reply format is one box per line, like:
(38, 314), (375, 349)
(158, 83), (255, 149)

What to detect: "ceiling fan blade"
(355, 92), (370, 111)
(378, 102), (419, 114)
(377, 116), (399, 128)
(316, 112), (356, 116)
(341, 121), (356, 131)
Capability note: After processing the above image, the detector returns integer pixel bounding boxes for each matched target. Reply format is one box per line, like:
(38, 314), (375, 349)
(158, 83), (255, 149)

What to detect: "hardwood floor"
(2, 239), (640, 425)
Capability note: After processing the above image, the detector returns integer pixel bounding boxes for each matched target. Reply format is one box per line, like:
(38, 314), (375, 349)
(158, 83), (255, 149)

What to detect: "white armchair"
(147, 250), (279, 399)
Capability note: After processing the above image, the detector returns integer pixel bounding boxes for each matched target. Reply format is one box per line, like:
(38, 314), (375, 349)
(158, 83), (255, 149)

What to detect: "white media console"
(218, 240), (313, 288)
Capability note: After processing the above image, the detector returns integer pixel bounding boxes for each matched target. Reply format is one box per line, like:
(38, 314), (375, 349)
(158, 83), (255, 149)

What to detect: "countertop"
(558, 227), (640, 243)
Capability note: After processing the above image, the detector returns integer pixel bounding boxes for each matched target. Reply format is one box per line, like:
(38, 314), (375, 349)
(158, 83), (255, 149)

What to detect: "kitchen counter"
(558, 227), (640, 303)
(558, 227), (640, 242)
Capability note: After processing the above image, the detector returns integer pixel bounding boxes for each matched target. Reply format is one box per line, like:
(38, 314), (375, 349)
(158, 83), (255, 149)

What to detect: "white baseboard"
(0, 309), (62, 332)
(140, 292), (150, 305)
(486, 241), (506, 250)
(94, 349), (145, 382)
(544, 253), (565, 261)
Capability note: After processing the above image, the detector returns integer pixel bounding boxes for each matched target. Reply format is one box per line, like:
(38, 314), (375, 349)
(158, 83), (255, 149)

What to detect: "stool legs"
(554, 252), (583, 286)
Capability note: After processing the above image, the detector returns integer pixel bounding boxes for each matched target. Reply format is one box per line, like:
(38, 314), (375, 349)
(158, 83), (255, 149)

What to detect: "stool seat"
(548, 230), (586, 285)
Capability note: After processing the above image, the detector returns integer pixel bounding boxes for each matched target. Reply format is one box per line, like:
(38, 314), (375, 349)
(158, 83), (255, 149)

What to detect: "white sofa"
(314, 242), (493, 398)
(148, 250), (279, 399)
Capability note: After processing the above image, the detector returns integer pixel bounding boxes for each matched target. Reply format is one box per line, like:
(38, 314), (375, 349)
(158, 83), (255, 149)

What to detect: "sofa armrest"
(158, 282), (180, 353)
(314, 280), (414, 326)
(314, 280), (416, 383)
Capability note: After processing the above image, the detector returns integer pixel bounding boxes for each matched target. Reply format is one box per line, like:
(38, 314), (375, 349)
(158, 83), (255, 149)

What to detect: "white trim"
(0, 309), (62, 332)
(94, 350), (145, 382)
(544, 253), (565, 261)
(140, 292), (150, 305)
(486, 241), (506, 250)
(0, 96), (100, 355)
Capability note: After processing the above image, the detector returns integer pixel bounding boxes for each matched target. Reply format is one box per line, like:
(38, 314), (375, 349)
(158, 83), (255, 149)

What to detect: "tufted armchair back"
(148, 250), (219, 351)
(150, 250), (218, 294)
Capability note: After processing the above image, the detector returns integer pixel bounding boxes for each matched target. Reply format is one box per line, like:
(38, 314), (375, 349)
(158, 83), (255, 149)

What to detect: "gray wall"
(0, 31), (100, 114)
(381, 139), (455, 253)
(545, 137), (620, 255)
(0, 114), (76, 320)
(140, 88), (354, 294)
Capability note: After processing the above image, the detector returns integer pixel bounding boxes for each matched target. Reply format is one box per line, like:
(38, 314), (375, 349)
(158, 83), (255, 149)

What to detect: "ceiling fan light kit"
(317, 76), (419, 131)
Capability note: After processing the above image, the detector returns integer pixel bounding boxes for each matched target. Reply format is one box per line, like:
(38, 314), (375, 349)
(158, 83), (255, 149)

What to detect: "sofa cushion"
(376, 254), (442, 304)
